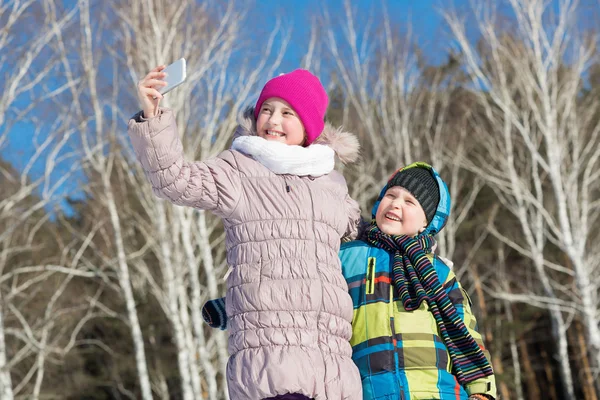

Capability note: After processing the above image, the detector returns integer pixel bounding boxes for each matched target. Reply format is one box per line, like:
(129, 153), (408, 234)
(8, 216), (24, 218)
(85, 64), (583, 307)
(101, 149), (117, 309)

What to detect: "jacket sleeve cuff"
(131, 107), (171, 123)
(128, 108), (175, 143)
(465, 381), (495, 399)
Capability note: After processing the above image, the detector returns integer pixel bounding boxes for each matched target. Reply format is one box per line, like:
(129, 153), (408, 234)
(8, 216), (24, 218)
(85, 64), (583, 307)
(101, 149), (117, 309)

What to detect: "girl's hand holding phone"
(137, 65), (167, 119)
(137, 59), (187, 118)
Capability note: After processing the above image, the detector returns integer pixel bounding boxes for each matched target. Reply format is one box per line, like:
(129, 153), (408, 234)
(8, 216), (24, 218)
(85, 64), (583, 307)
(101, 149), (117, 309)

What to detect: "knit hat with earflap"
(254, 69), (328, 146)
(388, 166), (440, 224)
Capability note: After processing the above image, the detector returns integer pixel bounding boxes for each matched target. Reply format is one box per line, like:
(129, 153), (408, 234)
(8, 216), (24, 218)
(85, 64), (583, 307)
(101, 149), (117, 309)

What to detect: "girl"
(128, 67), (362, 400)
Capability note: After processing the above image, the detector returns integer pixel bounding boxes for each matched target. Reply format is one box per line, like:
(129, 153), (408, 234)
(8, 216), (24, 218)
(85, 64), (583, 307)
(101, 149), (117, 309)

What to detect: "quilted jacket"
(128, 107), (362, 399)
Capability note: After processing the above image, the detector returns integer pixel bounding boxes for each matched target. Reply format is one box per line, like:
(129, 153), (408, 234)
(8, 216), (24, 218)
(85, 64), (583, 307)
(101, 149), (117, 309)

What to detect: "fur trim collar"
(232, 106), (360, 164)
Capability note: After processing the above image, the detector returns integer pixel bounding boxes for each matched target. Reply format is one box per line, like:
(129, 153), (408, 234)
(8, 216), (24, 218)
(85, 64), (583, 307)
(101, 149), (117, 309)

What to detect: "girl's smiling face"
(256, 97), (306, 146)
(375, 186), (428, 237)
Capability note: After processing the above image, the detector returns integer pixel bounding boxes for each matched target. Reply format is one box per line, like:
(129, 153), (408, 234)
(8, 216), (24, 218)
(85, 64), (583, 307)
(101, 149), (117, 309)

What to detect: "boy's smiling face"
(375, 186), (428, 236)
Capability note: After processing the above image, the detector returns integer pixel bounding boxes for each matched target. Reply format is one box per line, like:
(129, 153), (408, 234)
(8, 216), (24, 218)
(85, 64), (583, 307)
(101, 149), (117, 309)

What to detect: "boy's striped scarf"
(365, 223), (493, 384)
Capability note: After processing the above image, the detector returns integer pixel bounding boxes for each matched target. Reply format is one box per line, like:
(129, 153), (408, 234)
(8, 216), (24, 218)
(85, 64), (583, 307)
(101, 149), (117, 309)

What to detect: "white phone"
(158, 58), (187, 95)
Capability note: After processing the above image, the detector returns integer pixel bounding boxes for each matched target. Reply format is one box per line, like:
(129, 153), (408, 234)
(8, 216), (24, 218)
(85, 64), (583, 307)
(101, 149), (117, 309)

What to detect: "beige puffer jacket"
(128, 108), (362, 399)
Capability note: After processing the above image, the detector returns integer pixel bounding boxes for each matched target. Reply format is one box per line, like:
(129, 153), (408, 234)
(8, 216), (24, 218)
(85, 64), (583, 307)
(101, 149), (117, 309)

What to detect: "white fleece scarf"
(231, 135), (335, 177)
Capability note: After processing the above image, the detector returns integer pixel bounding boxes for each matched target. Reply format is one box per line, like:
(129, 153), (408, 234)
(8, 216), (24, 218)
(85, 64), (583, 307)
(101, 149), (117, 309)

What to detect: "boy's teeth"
(386, 214), (400, 221)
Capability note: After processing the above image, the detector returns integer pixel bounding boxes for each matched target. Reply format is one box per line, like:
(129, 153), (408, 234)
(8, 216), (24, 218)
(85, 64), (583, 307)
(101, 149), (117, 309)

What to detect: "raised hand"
(137, 65), (168, 118)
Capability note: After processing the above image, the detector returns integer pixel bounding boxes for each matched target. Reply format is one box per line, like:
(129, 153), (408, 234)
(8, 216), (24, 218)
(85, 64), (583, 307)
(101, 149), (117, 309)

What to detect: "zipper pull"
(366, 257), (376, 295)
(286, 184), (291, 193)
(223, 266), (233, 282)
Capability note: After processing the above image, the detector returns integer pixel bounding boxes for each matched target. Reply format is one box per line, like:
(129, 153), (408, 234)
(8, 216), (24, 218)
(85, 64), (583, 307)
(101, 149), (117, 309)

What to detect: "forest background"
(1, 0), (599, 399)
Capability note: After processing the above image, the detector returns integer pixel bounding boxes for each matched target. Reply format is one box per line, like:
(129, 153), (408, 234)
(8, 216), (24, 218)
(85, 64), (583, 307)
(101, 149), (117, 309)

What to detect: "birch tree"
(446, 0), (600, 397)
(37, 0), (158, 396)
(0, 219), (109, 399)
(0, 1), (90, 398)
(115, 0), (290, 398)
(0, 0), (79, 129)
(319, 1), (483, 264)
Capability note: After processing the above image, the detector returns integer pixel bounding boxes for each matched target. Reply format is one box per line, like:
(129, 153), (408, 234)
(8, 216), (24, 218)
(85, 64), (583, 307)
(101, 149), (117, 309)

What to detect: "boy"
(203, 162), (496, 399)
(340, 162), (496, 399)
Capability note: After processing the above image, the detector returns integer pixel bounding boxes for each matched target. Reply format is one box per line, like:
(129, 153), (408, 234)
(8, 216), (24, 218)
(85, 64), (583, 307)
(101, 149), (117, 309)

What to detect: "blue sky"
(247, 0), (451, 71)
(2, 0), (458, 216)
(2, 0), (597, 217)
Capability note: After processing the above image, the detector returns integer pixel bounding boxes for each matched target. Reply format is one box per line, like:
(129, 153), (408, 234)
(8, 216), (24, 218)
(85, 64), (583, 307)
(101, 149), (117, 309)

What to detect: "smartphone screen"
(158, 58), (187, 95)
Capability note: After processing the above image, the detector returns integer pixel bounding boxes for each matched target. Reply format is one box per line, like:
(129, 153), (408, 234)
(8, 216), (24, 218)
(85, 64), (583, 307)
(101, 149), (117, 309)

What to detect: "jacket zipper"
(366, 257), (376, 295)
(306, 179), (323, 348)
(390, 283), (405, 399)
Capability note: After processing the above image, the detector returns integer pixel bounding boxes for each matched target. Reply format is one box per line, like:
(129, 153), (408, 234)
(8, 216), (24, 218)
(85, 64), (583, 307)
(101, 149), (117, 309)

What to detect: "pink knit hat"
(254, 69), (329, 146)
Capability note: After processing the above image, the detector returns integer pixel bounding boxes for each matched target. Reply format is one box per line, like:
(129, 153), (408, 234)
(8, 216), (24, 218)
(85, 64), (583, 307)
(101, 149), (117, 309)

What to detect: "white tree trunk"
(531, 249), (574, 399)
(105, 181), (153, 400)
(505, 305), (524, 400)
(176, 276), (202, 399)
(170, 229), (203, 399)
(0, 302), (14, 400)
(179, 207), (219, 399)
(571, 255), (600, 374)
(156, 203), (195, 400)
(550, 306), (575, 399)
(197, 210), (229, 397)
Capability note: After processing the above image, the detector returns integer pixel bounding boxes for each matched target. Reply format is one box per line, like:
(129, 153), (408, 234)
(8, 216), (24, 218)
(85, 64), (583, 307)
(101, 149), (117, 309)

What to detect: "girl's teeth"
(267, 130), (284, 137)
